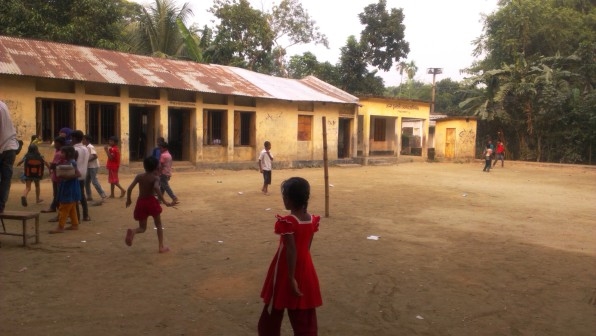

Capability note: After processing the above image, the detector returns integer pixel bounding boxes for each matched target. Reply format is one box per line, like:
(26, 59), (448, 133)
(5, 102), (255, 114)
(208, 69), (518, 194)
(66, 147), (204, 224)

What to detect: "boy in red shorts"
(125, 156), (173, 253)
(104, 136), (126, 198)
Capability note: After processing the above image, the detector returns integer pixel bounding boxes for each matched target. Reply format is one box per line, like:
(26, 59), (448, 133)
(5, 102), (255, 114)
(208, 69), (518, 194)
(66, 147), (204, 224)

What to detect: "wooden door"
(445, 128), (455, 159)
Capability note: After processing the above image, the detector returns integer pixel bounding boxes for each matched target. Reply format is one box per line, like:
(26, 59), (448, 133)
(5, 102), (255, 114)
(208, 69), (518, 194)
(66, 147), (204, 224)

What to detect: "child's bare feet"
(120, 190), (126, 198)
(125, 229), (135, 246)
(159, 246), (170, 253)
(65, 225), (78, 230)
(49, 228), (64, 234)
(36, 199), (43, 204)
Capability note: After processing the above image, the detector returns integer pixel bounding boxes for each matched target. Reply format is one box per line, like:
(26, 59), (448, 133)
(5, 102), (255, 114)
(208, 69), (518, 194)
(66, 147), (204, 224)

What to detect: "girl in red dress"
(258, 177), (322, 336)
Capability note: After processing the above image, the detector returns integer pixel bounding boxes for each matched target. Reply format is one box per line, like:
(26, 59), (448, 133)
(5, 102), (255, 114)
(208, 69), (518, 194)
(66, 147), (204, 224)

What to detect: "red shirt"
(106, 145), (120, 169)
(496, 143), (505, 154)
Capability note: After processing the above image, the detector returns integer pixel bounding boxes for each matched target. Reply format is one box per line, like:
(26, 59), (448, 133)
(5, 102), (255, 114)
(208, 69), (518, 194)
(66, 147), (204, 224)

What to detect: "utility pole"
(427, 68), (443, 114)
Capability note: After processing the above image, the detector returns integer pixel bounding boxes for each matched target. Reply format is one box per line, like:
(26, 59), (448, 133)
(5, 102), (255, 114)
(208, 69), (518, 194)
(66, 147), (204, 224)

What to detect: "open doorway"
(129, 105), (157, 161)
(168, 108), (192, 161)
(338, 118), (352, 158)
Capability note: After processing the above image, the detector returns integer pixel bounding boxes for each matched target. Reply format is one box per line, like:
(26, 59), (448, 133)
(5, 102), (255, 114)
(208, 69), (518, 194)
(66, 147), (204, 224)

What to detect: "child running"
(125, 156), (172, 253)
(16, 144), (47, 206)
(258, 177), (322, 336)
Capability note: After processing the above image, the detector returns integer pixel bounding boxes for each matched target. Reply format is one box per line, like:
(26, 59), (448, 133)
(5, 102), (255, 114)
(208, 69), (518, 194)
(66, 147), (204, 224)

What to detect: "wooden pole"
(322, 116), (329, 217)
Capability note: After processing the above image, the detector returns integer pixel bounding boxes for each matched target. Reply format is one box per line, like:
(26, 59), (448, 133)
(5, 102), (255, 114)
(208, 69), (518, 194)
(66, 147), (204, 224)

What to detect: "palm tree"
(396, 61), (408, 97)
(405, 60), (418, 98)
(129, 0), (194, 58)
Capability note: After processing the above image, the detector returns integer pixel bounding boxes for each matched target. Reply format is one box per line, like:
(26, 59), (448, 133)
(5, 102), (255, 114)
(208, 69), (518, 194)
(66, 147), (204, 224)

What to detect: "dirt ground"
(1, 161), (595, 335)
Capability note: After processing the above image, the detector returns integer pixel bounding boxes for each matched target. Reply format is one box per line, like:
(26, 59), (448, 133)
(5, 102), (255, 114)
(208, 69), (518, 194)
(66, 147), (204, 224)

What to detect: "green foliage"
(464, 0), (596, 163)
(358, 0), (410, 71)
(206, 0), (273, 72)
(269, 0), (329, 76)
(128, 0), (194, 58)
(0, 0), (136, 50)
(338, 36), (384, 95)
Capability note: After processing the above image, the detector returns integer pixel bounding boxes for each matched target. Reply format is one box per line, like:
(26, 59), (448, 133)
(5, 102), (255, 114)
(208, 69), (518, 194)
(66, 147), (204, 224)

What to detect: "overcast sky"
(133, 0), (499, 86)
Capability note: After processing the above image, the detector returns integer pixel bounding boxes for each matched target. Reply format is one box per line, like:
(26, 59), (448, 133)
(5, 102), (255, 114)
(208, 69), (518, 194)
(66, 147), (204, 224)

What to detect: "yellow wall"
(434, 118), (477, 160)
(358, 97), (430, 157)
(1, 75), (355, 168)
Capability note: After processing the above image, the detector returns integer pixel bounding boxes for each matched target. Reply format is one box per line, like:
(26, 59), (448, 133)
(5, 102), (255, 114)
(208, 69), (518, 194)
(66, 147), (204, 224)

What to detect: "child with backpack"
(16, 144), (48, 206)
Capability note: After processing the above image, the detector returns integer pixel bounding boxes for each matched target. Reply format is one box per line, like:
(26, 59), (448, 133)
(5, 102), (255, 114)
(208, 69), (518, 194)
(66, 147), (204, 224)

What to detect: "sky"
(133, 0), (499, 86)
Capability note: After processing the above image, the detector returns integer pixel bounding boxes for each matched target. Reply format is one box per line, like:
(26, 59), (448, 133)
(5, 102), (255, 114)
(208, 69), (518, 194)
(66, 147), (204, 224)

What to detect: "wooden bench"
(0, 211), (40, 246)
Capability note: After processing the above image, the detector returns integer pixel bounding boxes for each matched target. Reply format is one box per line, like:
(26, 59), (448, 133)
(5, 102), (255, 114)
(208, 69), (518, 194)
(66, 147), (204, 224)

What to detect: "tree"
(287, 51), (320, 79)
(358, 0), (410, 72)
(128, 0), (194, 58)
(207, 0), (273, 72)
(268, 0), (329, 76)
(338, 36), (384, 95)
(0, 0), (137, 50)
(463, 0), (596, 163)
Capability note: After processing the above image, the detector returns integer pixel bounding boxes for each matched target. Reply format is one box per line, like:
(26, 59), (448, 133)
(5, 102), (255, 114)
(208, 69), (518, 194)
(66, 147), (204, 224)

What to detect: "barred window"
(38, 99), (75, 142)
(373, 118), (386, 141)
(87, 103), (118, 144)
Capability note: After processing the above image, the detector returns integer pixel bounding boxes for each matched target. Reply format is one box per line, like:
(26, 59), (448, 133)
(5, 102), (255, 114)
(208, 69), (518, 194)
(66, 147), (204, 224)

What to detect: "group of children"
(17, 137), (322, 334)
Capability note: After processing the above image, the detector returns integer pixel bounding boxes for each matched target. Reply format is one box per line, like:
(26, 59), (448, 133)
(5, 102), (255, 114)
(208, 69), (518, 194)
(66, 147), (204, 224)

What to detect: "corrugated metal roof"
(0, 35), (358, 104)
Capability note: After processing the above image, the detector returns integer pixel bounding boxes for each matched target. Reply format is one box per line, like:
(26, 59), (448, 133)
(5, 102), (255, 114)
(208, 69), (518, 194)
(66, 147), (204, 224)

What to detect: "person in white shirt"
(72, 130), (91, 221)
(258, 141), (274, 195)
(83, 134), (107, 202)
(0, 100), (20, 213)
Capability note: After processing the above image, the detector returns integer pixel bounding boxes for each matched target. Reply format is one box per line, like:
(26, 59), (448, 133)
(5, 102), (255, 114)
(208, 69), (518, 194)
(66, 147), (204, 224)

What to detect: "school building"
(0, 35), (465, 169)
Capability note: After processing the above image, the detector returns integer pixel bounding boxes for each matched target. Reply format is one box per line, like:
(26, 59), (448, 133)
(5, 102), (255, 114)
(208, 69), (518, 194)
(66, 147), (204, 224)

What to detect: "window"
(373, 118), (386, 141)
(204, 110), (227, 145)
(234, 111), (255, 146)
(38, 99), (75, 142)
(297, 115), (312, 141)
(87, 103), (118, 144)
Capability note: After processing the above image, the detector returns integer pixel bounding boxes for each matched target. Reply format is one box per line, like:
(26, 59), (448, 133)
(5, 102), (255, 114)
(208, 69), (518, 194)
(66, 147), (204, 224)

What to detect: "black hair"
(83, 134), (93, 142)
(159, 142), (169, 149)
(109, 136), (119, 144)
(264, 141), (271, 147)
(27, 144), (39, 154)
(281, 177), (310, 212)
(60, 145), (76, 160)
(143, 156), (159, 172)
(71, 130), (84, 143)
(157, 137), (165, 143)
(54, 136), (67, 146)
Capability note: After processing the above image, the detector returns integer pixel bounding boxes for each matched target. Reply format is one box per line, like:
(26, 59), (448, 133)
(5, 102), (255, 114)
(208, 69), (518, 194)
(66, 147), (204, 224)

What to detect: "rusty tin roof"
(0, 35), (358, 104)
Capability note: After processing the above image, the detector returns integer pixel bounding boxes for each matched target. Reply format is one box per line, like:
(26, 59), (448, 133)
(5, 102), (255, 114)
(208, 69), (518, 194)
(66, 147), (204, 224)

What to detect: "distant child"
(482, 144), (493, 172)
(258, 141), (274, 195)
(125, 156), (172, 253)
(104, 136), (126, 198)
(83, 134), (107, 201)
(152, 136), (165, 160)
(41, 136), (67, 216)
(30, 134), (42, 146)
(49, 145), (81, 233)
(258, 177), (322, 336)
(493, 140), (505, 168)
(158, 142), (179, 204)
(16, 144), (48, 206)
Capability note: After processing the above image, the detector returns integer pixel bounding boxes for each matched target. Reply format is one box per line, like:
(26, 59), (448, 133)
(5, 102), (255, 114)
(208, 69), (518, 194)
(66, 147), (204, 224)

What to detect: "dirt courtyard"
(1, 161), (595, 335)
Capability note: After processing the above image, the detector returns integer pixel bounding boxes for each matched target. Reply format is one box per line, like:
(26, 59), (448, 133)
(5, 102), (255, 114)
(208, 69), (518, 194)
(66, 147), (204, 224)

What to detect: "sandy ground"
(1, 161), (595, 336)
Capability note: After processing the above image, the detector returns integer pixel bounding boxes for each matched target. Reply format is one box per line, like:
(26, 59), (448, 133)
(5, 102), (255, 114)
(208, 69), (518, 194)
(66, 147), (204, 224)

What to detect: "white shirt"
(0, 101), (19, 153)
(258, 149), (273, 171)
(74, 143), (90, 180)
(87, 143), (100, 169)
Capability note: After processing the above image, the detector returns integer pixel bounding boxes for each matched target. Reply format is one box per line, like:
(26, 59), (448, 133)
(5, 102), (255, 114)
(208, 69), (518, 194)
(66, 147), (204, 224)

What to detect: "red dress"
(260, 214), (322, 310)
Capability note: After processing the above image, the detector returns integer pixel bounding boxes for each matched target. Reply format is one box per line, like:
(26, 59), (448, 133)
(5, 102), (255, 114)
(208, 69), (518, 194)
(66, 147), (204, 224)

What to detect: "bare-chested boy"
(125, 156), (172, 253)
